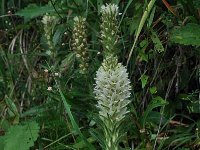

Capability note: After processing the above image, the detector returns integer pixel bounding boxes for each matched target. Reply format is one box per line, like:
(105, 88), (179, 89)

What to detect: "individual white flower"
(44, 69), (49, 73)
(73, 16), (79, 22)
(7, 10), (12, 14)
(54, 72), (59, 76)
(42, 14), (50, 25)
(94, 56), (131, 122)
(101, 5), (106, 12)
(47, 86), (52, 91)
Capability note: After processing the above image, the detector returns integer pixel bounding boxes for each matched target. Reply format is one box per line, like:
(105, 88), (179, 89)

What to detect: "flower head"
(72, 16), (89, 74)
(100, 3), (119, 56)
(42, 13), (59, 51)
(94, 56), (131, 122)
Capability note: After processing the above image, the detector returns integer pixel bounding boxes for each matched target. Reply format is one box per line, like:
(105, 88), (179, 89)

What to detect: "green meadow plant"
(93, 3), (132, 149)
(94, 55), (131, 150)
(1, 0), (200, 149)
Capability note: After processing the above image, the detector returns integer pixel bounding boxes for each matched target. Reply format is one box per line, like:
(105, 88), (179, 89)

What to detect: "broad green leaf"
(4, 121), (39, 150)
(15, 4), (55, 21)
(53, 25), (66, 46)
(170, 23), (200, 46)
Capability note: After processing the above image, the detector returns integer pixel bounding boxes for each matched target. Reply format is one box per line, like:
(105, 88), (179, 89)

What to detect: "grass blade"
(127, 0), (156, 65)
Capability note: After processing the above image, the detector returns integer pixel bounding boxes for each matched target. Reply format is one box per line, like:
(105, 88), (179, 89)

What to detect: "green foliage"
(140, 74), (149, 88)
(2, 122), (39, 150)
(170, 23), (200, 46)
(0, 0), (200, 149)
(141, 96), (168, 127)
(151, 30), (164, 53)
(193, 0), (200, 9)
(16, 4), (55, 21)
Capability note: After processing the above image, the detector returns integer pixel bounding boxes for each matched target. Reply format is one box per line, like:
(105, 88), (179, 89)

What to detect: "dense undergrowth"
(0, 0), (200, 149)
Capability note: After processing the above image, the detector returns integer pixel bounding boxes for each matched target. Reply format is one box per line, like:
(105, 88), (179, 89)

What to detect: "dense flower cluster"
(94, 56), (131, 122)
(72, 16), (88, 74)
(93, 4), (131, 149)
(100, 4), (119, 56)
(42, 14), (59, 53)
(94, 55), (131, 150)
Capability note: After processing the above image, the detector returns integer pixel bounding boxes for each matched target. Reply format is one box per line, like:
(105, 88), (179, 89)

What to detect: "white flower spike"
(94, 56), (131, 122)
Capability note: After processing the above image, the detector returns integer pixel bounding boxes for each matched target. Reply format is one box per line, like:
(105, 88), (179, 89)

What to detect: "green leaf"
(0, 136), (5, 150)
(147, 6), (156, 28)
(97, 0), (103, 15)
(5, 96), (19, 124)
(58, 88), (95, 150)
(151, 30), (164, 53)
(193, 0), (200, 9)
(187, 101), (200, 113)
(59, 53), (75, 73)
(15, 4), (54, 21)
(140, 74), (149, 88)
(150, 86), (157, 94)
(170, 23), (200, 46)
(53, 25), (66, 46)
(73, 137), (96, 149)
(3, 121), (39, 150)
(141, 96), (168, 127)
